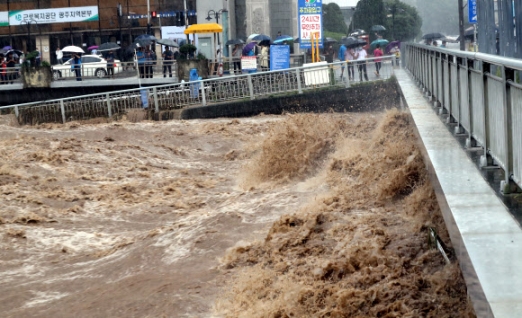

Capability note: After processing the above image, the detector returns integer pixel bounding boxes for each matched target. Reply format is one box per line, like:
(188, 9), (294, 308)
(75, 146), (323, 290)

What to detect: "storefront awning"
(184, 23), (223, 34)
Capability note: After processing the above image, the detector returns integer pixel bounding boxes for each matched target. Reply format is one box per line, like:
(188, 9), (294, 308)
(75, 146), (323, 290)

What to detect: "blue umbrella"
(252, 34), (270, 42)
(370, 39), (389, 51)
(2, 46), (12, 50)
(273, 35), (293, 44)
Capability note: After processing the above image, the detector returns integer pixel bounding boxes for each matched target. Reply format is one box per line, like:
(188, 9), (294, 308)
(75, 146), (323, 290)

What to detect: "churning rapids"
(0, 111), (475, 317)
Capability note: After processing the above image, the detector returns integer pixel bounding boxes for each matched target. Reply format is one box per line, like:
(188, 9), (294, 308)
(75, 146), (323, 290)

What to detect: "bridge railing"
(1, 55), (394, 125)
(403, 43), (522, 194)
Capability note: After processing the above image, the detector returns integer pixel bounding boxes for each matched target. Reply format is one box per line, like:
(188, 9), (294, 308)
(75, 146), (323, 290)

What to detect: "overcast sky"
(322, 0), (360, 7)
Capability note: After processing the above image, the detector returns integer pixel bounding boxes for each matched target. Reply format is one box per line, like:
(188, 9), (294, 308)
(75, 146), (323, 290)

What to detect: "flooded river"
(0, 110), (475, 317)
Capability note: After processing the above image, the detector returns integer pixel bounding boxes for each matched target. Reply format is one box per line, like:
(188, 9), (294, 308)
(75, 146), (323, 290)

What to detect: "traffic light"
(151, 11), (157, 18)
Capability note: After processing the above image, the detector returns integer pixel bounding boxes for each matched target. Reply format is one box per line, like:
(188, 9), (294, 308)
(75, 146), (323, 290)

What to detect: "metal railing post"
(60, 100), (65, 124)
(153, 87), (159, 113)
(14, 105), (19, 119)
(247, 74), (254, 100)
(106, 93), (112, 118)
(201, 80), (207, 106)
(296, 68), (303, 94)
(344, 61), (350, 88)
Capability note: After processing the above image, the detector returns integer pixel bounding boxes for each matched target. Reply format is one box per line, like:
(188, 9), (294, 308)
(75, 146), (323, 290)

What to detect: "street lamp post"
(23, 19), (38, 53)
(206, 9), (228, 46)
(387, 4), (404, 40)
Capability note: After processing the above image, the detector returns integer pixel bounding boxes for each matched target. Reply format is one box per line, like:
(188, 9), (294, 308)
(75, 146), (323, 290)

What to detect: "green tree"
(384, 0), (422, 41)
(351, 0), (387, 42)
(323, 3), (348, 34)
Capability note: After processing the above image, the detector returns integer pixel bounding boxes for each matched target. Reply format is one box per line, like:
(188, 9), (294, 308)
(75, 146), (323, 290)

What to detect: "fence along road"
(0, 56), (395, 125)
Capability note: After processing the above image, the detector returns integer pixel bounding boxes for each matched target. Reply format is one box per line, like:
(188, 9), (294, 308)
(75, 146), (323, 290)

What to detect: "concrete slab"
(395, 69), (522, 318)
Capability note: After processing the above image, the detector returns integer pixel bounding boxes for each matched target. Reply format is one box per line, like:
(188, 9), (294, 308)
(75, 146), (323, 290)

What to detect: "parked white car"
(52, 55), (122, 80)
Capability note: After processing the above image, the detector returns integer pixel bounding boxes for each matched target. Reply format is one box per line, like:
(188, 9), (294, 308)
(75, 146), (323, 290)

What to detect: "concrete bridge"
(1, 49), (522, 318)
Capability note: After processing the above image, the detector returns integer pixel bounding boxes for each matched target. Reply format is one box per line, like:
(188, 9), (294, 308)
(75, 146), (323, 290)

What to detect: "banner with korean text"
(9, 6), (99, 26)
(0, 12), (8, 27)
(298, 0), (323, 49)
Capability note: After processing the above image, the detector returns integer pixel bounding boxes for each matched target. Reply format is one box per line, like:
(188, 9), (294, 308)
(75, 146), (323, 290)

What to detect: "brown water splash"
(217, 110), (475, 317)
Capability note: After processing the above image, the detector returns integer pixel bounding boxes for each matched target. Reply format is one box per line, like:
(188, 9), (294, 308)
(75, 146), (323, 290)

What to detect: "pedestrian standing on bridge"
(72, 52), (82, 81)
(373, 44), (383, 77)
(55, 47), (64, 64)
(106, 50), (115, 79)
(355, 47), (368, 82)
(145, 49), (154, 78)
(136, 47), (145, 78)
(162, 46), (174, 78)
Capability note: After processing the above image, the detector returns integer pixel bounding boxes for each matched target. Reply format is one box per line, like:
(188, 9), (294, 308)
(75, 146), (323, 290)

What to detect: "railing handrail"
(0, 56), (395, 111)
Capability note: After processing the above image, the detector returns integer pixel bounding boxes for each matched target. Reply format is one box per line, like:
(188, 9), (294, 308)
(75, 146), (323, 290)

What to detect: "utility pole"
(458, 0), (465, 51)
(184, 0), (189, 42)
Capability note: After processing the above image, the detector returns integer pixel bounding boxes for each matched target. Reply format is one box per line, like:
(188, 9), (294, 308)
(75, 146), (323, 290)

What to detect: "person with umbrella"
(232, 44), (242, 74)
(162, 46), (174, 78)
(259, 44), (269, 72)
(106, 50), (115, 79)
(71, 52), (82, 81)
(355, 46), (368, 82)
(373, 44), (383, 77)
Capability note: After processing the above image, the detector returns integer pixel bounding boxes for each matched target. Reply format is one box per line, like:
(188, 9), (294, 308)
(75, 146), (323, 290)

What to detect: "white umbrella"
(62, 45), (85, 53)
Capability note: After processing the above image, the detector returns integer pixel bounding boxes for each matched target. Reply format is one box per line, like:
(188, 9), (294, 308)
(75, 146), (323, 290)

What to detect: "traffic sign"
(468, 0), (477, 24)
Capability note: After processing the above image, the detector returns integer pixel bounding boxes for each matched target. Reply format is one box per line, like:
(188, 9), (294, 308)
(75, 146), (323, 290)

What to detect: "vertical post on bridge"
(296, 68), (303, 94)
(248, 74), (254, 100)
(106, 92), (112, 118)
(60, 100), (65, 124)
(344, 61), (350, 88)
(153, 87), (159, 115)
(201, 80), (207, 106)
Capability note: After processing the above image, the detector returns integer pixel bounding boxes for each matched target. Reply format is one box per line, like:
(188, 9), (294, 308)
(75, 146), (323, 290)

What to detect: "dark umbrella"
(422, 32), (445, 40)
(370, 25), (386, 32)
(252, 34), (271, 42)
(385, 40), (401, 54)
(273, 35), (293, 44)
(258, 39), (271, 46)
(155, 38), (179, 47)
(350, 29), (366, 37)
(135, 34), (157, 42)
(133, 39), (153, 48)
(242, 42), (256, 55)
(225, 38), (245, 46)
(324, 37), (338, 44)
(456, 27), (476, 41)
(341, 37), (358, 47)
(98, 42), (121, 52)
(0, 49), (23, 56)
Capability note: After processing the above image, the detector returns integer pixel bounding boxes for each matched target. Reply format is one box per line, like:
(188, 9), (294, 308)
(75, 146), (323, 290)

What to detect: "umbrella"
(252, 34), (271, 42)
(133, 39), (153, 48)
(422, 32), (445, 40)
(135, 34), (157, 42)
(247, 34), (259, 42)
(456, 27), (476, 41)
(273, 34), (294, 44)
(0, 49), (23, 56)
(87, 45), (98, 51)
(370, 39), (389, 51)
(242, 42), (256, 56)
(98, 42), (121, 52)
(258, 39), (271, 46)
(62, 45), (85, 53)
(155, 38), (179, 47)
(385, 40), (401, 54)
(2, 46), (12, 50)
(370, 25), (386, 32)
(350, 29), (366, 37)
(341, 37), (358, 47)
(225, 38), (245, 46)
(324, 37), (338, 44)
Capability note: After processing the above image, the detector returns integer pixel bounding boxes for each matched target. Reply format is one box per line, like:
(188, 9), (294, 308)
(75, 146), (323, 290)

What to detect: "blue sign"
(468, 0), (477, 23)
(270, 45), (290, 71)
(298, 0), (323, 49)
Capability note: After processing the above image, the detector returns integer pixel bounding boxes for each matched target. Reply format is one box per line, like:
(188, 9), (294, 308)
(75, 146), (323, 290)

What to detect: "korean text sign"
(298, 0), (323, 49)
(9, 6), (99, 26)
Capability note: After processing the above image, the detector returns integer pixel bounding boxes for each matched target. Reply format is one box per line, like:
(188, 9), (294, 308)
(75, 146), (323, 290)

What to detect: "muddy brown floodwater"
(0, 110), (475, 318)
